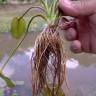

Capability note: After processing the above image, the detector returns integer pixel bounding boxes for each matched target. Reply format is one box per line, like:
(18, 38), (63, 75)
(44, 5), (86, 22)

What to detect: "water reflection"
(0, 50), (32, 96)
(66, 58), (79, 69)
(68, 65), (96, 96)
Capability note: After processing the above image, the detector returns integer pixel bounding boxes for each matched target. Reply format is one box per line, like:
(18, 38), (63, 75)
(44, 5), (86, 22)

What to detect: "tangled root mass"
(31, 17), (75, 96)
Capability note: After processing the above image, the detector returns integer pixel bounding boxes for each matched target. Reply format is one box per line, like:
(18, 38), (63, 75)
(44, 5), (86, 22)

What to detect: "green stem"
(19, 6), (47, 20)
(0, 14), (47, 73)
(39, 0), (50, 18)
(39, 0), (47, 9)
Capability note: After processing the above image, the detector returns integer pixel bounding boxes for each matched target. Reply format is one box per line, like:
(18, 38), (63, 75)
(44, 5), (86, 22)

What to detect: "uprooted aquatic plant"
(0, 0), (76, 94)
(30, 0), (75, 96)
(31, 24), (67, 96)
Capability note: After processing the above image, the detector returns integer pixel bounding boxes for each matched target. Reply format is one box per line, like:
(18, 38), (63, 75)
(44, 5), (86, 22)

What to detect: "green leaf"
(11, 92), (18, 96)
(0, 89), (3, 96)
(43, 87), (51, 96)
(42, 85), (65, 96)
(11, 17), (26, 39)
(11, 17), (18, 38)
(54, 86), (65, 96)
(0, 73), (15, 88)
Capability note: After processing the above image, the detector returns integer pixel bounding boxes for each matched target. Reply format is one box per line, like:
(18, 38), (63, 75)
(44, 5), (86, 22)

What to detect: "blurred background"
(0, 0), (96, 96)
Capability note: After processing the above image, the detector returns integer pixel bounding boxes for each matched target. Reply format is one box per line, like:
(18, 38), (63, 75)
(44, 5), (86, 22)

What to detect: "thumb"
(59, 0), (96, 17)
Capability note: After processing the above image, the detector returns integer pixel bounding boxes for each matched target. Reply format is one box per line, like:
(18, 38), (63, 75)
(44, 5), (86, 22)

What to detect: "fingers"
(59, 0), (96, 17)
(64, 28), (82, 53)
(70, 40), (82, 53)
(64, 28), (77, 41)
(59, 0), (77, 16)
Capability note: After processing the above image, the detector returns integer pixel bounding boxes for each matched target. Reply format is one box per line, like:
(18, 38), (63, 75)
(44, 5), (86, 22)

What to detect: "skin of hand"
(59, 0), (96, 53)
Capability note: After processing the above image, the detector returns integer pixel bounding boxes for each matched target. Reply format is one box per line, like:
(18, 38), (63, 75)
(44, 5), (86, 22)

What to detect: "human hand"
(59, 0), (96, 53)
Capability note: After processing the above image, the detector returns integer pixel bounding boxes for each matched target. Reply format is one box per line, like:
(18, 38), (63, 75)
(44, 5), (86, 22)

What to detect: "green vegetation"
(0, 17), (44, 33)
(0, 89), (3, 96)
(0, 73), (15, 88)
(0, 1), (45, 90)
(0, 0), (68, 96)
(0, 0), (7, 4)
(0, 3), (45, 33)
(0, 0), (33, 4)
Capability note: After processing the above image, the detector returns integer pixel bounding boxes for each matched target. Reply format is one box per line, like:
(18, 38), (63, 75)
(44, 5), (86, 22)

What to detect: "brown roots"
(31, 24), (67, 96)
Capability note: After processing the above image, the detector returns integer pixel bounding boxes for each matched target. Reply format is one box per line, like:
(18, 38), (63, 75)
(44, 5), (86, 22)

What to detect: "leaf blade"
(0, 73), (15, 88)
(11, 17), (26, 39)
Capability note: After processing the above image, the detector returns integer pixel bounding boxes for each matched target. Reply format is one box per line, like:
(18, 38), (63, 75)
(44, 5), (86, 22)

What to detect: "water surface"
(0, 33), (96, 96)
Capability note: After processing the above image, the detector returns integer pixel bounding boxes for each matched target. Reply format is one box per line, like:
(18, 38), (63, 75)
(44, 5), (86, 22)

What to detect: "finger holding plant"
(0, 0), (76, 95)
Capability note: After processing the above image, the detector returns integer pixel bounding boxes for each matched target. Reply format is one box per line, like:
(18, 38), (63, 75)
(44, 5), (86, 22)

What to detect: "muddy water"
(0, 33), (96, 96)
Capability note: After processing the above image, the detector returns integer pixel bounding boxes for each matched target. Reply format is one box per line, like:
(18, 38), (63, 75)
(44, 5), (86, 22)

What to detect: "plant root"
(31, 23), (67, 96)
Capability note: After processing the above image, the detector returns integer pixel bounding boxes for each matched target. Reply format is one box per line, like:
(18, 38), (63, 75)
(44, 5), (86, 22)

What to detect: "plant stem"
(19, 6), (47, 20)
(0, 14), (47, 73)
(39, 0), (47, 9)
